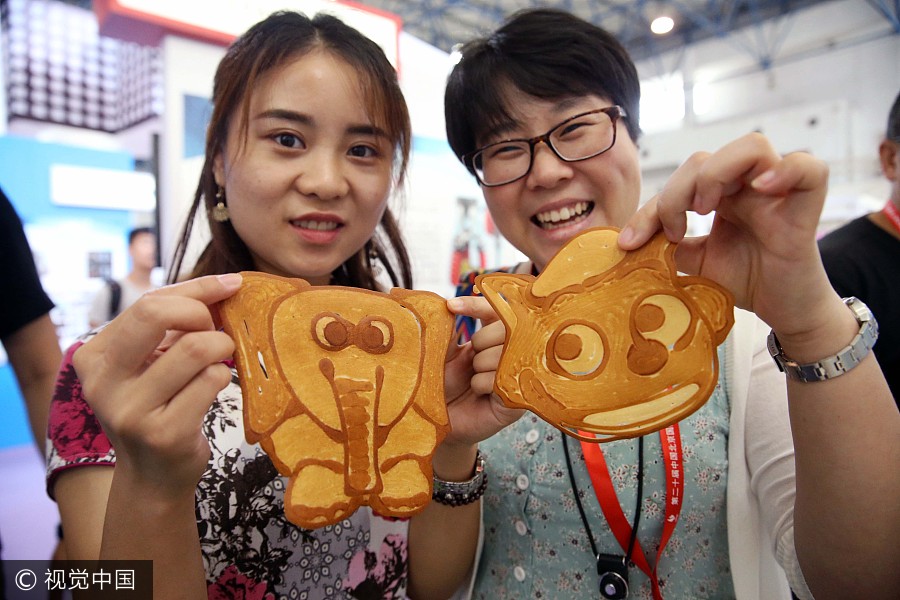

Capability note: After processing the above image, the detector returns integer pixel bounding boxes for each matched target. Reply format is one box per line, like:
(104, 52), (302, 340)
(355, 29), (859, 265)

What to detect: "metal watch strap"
(766, 296), (879, 382)
(431, 450), (487, 507)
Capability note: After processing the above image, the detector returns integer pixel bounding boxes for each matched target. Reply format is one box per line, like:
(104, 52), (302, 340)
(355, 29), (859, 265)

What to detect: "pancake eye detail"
(548, 322), (607, 379)
(636, 294), (691, 348)
(355, 317), (394, 354)
(313, 313), (352, 350)
(635, 303), (665, 333)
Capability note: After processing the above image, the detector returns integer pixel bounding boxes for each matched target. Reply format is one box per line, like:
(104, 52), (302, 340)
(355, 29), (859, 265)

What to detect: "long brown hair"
(168, 11), (413, 290)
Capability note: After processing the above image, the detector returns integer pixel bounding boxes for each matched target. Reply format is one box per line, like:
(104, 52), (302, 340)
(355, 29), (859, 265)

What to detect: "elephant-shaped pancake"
(477, 227), (734, 442)
(218, 272), (453, 528)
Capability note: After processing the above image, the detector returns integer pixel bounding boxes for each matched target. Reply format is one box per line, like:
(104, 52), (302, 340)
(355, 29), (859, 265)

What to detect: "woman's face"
(214, 50), (394, 284)
(479, 91), (642, 272)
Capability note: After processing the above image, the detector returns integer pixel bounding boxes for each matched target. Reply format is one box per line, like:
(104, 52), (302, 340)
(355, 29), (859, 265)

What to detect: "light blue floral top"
(472, 344), (735, 600)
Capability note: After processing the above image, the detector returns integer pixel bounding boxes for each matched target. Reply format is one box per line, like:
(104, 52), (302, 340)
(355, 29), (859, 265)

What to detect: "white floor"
(0, 444), (59, 560)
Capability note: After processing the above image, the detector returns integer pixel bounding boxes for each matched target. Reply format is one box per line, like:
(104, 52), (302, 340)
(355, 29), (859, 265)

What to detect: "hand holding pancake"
(72, 274), (241, 495)
(443, 295), (525, 448)
(619, 132), (839, 347)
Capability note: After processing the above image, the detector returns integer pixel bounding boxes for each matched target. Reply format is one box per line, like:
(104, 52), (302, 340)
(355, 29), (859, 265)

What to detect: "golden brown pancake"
(218, 272), (453, 528)
(477, 228), (734, 442)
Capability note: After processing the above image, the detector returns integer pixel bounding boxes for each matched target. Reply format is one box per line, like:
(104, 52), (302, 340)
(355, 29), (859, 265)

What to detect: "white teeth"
(297, 220), (338, 231)
(536, 201), (590, 225)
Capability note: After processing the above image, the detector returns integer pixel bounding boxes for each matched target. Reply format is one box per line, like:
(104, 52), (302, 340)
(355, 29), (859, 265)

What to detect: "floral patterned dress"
(47, 340), (410, 600)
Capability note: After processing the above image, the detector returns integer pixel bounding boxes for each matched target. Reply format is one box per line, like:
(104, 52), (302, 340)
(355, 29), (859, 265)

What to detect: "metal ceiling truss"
(40, 0), (900, 72)
(364, 0), (840, 70)
(866, 0), (900, 31)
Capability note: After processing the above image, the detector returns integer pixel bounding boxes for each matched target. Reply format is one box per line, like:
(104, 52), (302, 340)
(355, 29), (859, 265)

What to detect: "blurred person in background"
(0, 185), (64, 572)
(819, 89), (900, 404)
(87, 226), (158, 328)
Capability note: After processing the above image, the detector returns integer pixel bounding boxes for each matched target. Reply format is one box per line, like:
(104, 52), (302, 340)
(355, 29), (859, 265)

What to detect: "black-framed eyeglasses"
(462, 106), (627, 187)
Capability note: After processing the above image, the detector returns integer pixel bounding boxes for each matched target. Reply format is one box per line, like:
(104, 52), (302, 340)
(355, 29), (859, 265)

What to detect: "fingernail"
(618, 227), (634, 245)
(752, 169), (776, 189)
(447, 298), (464, 311)
(217, 273), (243, 287)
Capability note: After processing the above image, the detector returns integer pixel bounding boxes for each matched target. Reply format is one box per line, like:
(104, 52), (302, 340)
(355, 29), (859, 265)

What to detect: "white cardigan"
(726, 308), (812, 599)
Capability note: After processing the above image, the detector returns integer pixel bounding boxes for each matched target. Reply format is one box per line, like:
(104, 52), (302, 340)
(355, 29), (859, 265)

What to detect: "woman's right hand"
(442, 295), (524, 448)
(72, 273), (243, 496)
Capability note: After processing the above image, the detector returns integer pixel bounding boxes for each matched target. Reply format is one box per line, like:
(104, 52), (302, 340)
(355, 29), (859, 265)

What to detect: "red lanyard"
(882, 201), (900, 235)
(579, 425), (683, 600)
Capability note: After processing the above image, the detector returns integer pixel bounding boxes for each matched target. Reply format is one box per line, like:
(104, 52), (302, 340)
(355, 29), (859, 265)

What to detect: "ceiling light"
(650, 16), (675, 35)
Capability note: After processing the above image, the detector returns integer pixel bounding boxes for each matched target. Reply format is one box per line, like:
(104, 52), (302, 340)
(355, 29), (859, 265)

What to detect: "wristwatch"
(767, 297), (879, 382)
(431, 450), (487, 507)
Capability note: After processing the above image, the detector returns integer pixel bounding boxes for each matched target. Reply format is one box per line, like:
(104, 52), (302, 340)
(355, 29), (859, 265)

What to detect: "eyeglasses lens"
(473, 109), (618, 186)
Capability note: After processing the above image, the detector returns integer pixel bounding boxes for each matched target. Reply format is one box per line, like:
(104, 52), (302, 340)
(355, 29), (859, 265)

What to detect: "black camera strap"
(569, 426), (684, 600)
(563, 434), (643, 598)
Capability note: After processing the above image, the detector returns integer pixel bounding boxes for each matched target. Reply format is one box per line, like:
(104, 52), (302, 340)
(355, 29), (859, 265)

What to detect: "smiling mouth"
(292, 219), (341, 231)
(532, 201), (594, 230)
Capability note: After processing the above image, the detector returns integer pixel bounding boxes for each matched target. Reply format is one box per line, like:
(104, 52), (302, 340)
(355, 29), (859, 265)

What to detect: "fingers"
(443, 341), (475, 399)
(447, 295), (500, 327)
(443, 295), (506, 405)
(105, 362), (229, 452)
(140, 330), (235, 413)
(74, 273), (244, 426)
(470, 371), (496, 398)
(472, 345), (502, 375)
(619, 133), (824, 250)
(671, 235), (710, 278)
(152, 273), (244, 304)
(470, 320), (506, 358)
(619, 198), (662, 249)
(749, 151), (829, 216)
(77, 328), (234, 421)
(85, 274), (243, 373)
(160, 361), (233, 427)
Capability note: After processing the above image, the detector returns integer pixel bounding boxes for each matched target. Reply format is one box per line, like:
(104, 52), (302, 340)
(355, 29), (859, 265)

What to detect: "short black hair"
(888, 89), (900, 142)
(128, 226), (155, 245)
(445, 8), (641, 168)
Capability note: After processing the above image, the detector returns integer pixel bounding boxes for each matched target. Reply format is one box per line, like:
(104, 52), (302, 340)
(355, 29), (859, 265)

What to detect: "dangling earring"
(367, 242), (382, 276)
(212, 186), (230, 223)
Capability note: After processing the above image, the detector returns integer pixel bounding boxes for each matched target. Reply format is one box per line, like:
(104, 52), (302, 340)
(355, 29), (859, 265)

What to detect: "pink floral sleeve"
(46, 339), (114, 498)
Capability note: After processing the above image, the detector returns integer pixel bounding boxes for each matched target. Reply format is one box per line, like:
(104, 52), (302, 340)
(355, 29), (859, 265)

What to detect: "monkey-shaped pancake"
(218, 272), (453, 528)
(477, 227), (734, 443)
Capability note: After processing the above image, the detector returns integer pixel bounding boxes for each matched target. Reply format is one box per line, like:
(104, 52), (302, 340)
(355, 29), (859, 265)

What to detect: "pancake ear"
(476, 274), (532, 329)
(683, 278), (735, 344)
(390, 288), (454, 427)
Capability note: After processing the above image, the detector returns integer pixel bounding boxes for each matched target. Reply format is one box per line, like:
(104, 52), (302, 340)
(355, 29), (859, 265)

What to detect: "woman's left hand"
(619, 132), (840, 343)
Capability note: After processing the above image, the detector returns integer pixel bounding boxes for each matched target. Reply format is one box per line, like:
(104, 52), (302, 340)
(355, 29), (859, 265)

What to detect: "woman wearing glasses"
(440, 8), (899, 600)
